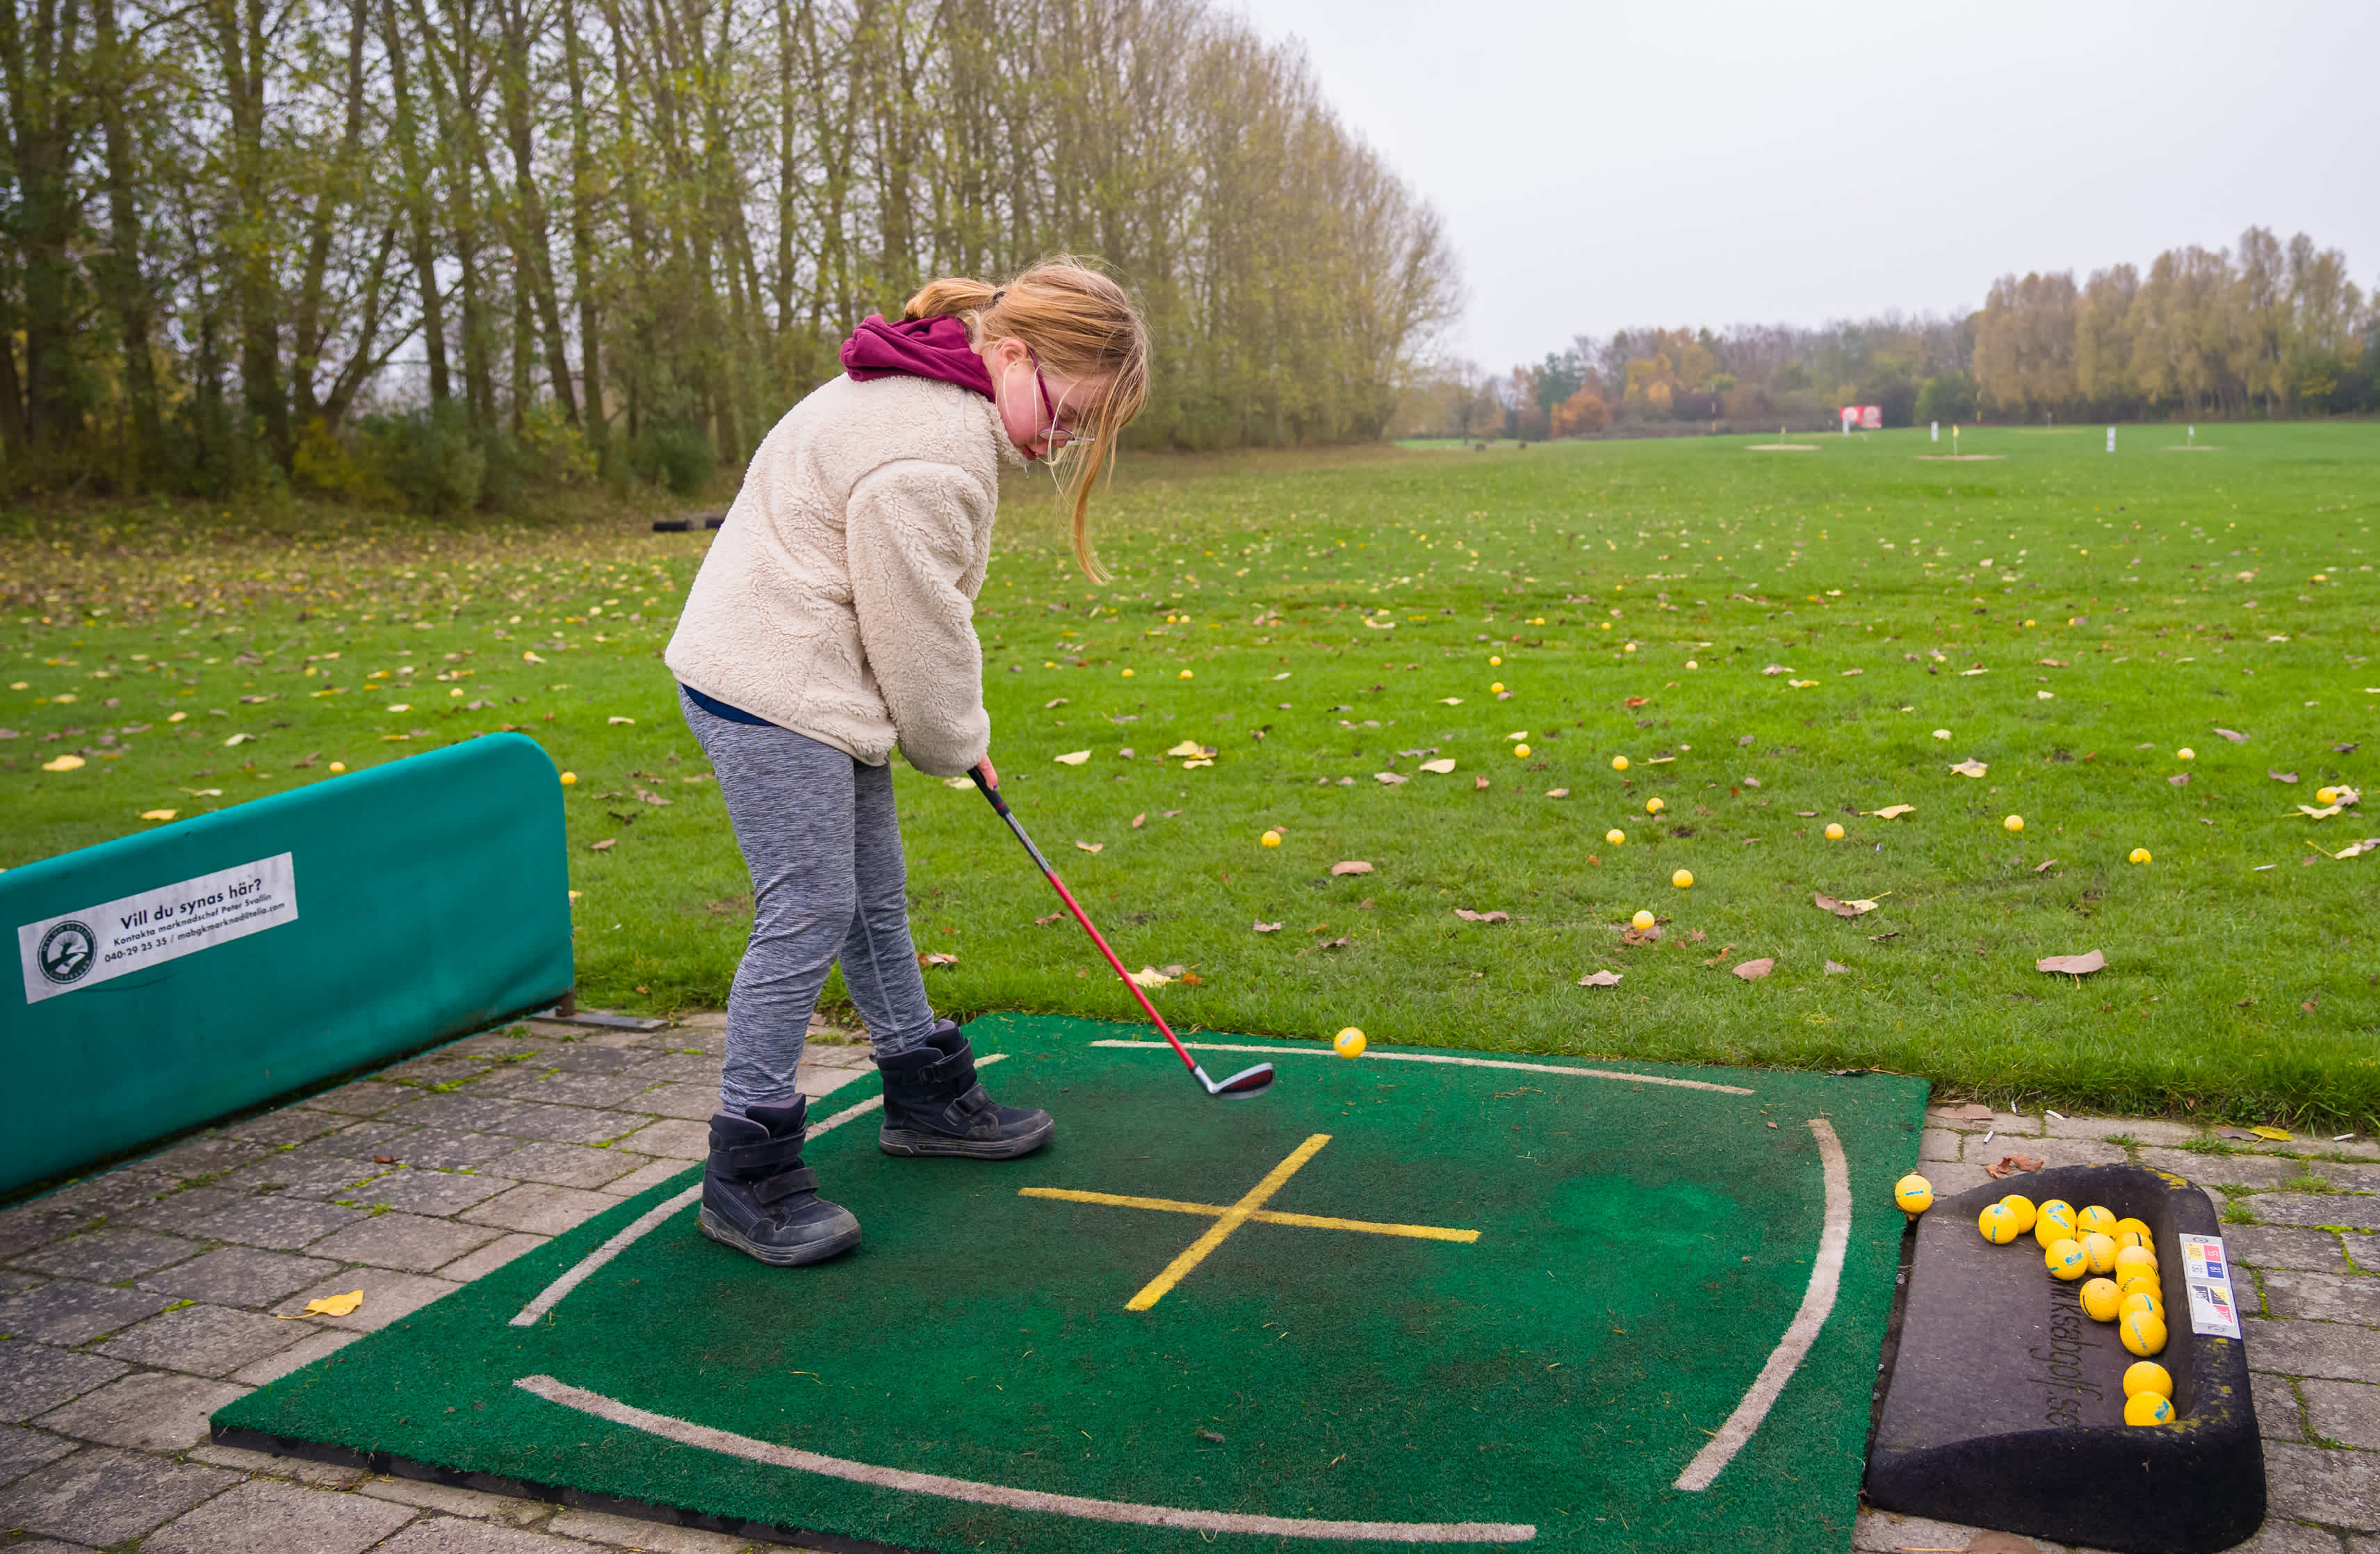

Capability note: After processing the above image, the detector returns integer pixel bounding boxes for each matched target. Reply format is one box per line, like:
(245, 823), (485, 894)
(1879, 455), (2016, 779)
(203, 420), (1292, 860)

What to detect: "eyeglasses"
(1027, 350), (1081, 453)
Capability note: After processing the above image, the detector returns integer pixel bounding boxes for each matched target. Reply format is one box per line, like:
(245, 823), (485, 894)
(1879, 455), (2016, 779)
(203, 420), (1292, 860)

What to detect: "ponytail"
(899, 259), (1150, 583)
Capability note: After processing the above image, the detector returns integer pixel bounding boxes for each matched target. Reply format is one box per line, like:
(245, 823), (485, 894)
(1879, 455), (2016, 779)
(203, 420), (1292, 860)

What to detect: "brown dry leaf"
(1374, 771), (1408, 785)
(1044, 697), (1068, 709)
(2268, 770), (2299, 784)
(1620, 925), (1661, 946)
(1578, 969), (1623, 987)
(1163, 809), (1183, 818)
(2033, 858), (2058, 873)
(1253, 921), (1283, 933)
(1330, 861), (1375, 876)
(1624, 696), (1649, 707)
(1074, 840), (1104, 853)
(1473, 774), (1491, 791)
(1948, 759), (1988, 778)
(1164, 739), (1210, 758)
(1984, 1154), (2046, 1181)
(1125, 965), (1172, 987)
(371, 1154), (400, 1164)
(1824, 960), (1849, 975)
(2168, 773), (2191, 786)
(1813, 892), (1881, 918)
(1317, 934), (1353, 950)
(1418, 758), (1457, 774)
(1034, 912), (1064, 925)
(1131, 812), (1146, 829)
(1688, 928), (1707, 942)
(589, 838), (616, 851)
(1760, 663), (1791, 676)
(1866, 804), (1916, 819)
(2036, 949), (2106, 976)
(1731, 957), (1775, 981)
(2214, 727), (2249, 743)
(1453, 909), (1510, 923)
(920, 951), (959, 966)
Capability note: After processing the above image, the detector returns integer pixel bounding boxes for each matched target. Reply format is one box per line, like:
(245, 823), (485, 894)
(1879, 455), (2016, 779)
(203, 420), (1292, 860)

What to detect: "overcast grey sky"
(1240, 1), (2380, 372)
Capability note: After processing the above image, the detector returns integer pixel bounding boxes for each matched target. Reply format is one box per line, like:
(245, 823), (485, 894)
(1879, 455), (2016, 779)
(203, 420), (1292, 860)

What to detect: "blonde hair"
(903, 259), (1150, 581)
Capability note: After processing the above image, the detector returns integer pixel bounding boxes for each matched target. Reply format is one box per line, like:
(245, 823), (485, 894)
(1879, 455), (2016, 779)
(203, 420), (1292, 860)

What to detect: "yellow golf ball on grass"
(1978, 1204), (2023, 1245)
(1825, 823), (1845, 840)
(2003, 814), (2025, 833)
(1607, 829), (1626, 845)
(2044, 1238), (2088, 1280)
(1333, 1027), (1367, 1059)
(1672, 869), (1693, 889)
(1630, 909), (1656, 930)
(1611, 755), (1629, 771)
(2176, 747), (2194, 761)
(1894, 1174), (1933, 1214)
(2124, 1392), (2175, 1426)
(2124, 1360), (2174, 1400)
(2129, 848), (2152, 864)
(1490, 681), (1504, 694)
(2080, 1277), (2124, 1322)
(1645, 796), (1665, 814)
(1260, 830), (1281, 848)
(560, 771), (577, 786)
(1513, 743), (1531, 759)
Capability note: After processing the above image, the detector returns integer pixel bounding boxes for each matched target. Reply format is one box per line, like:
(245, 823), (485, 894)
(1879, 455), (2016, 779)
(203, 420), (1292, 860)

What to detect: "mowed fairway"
(6, 423), (2376, 1123)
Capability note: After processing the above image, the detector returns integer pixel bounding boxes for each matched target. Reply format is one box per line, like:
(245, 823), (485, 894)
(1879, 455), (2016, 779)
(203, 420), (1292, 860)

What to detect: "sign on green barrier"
(2, 732), (573, 1195)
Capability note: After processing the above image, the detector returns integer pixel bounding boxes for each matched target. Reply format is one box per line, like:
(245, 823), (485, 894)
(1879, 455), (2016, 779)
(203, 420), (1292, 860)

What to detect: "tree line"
(1408, 225), (2373, 441)
(0, 0), (1457, 507)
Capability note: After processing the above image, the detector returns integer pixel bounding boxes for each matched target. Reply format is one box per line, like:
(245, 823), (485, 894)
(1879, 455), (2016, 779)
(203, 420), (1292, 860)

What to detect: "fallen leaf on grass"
(1824, 960), (1849, 975)
(2169, 773), (2191, 786)
(1865, 804), (1916, 819)
(1437, 697), (1462, 705)
(2033, 858), (2058, 873)
(1374, 771), (1408, 785)
(2214, 727), (2249, 743)
(920, 952), (959, 966)
(278, 1290), (364, 1320)
(1813, 892), (1880, 918)
(1330, 861), (1374, 876)
(1054, 750), (1091, 766)
(2269, 770), (2299, 784)
(1452, 909), (1510, 923)
(1126, 966), (1171, 987)
(2036, 950), (2106, 976)
(1578, 970), (1622, 987)
(2331, 839), (2380, 859)
(1761, 663), (1791, 676)
(1418, 758), (1456, 774)
(1314, 934), (1353, 950)
(1544, 788), (1570, 798)
(2298, 803), (2342, 818)
(1045, 697), (1068, 709)
(1166, 739), (1214, 759)
(40, 754), (85, 772)
(1253, 921), (1282, 933)
(1035, 912), (1064, 925)
(589, 838), (616, 851)
(1074, 841), (1104, 853)
(1474, 775), (1490, 790)
(1131, 813), (1146, 829)
(1620, 925), (1661, 946)
(140, 808), (177, 820)
(1949, 759), (1988, 778)
(1731, 957), (1775, 981)
(1984, 1154), (2046, 1180)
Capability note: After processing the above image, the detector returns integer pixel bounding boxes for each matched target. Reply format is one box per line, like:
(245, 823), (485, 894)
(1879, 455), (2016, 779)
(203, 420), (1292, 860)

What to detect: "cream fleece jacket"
(665, 373), (1025, 777)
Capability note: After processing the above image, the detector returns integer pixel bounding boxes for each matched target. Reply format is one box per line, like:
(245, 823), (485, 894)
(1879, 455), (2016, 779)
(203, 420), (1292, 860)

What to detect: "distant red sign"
(1838, 405), (1883, 431)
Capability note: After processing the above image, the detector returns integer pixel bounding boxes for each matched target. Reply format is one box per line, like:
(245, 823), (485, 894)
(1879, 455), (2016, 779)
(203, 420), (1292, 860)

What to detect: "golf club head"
(1195, 1062), (1276, 1099)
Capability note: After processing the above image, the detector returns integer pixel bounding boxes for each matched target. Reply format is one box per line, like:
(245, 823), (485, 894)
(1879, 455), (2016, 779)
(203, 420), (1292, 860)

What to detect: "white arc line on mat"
(513, 1374), (1535, 1544)
(1089, 1040), (1752, 1095)
(1672, 1117), (1850, 1491)
(503, 1064), (1002, 1329)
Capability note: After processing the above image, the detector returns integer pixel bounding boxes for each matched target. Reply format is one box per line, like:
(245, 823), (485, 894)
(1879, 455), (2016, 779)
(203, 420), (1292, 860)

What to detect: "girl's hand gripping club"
(970, 767), (1273, 1099)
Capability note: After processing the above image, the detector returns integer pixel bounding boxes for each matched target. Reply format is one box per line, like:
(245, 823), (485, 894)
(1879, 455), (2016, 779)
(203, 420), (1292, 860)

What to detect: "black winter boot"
(699, 1098), (861, 1266)
(877, 1021), (1054, 1160)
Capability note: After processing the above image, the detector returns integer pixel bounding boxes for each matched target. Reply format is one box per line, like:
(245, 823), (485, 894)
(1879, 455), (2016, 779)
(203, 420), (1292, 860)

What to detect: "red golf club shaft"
(970, 770), (1202, 1078)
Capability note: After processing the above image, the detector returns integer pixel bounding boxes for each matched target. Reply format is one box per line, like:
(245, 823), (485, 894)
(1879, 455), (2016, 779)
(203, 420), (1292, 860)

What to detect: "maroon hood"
(839, 314), (996, 398)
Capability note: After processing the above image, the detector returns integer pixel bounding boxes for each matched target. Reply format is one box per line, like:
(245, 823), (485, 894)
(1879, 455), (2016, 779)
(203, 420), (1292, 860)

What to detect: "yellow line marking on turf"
(1124, 1133), (1331, 1311)
(1020, 1187), (1479, 1244)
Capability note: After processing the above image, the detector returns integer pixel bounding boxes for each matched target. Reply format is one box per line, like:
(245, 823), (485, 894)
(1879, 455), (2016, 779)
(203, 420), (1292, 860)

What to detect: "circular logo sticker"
(38, 921), (97, 985)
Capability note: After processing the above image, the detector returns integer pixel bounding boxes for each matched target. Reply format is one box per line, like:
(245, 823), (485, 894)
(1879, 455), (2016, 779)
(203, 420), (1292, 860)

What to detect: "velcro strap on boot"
(722, 1135), (808, 1173)
(751, 1165), (820, 1205)
(938, 1083), (996, 1134)
(918, 1049), (977, 1090)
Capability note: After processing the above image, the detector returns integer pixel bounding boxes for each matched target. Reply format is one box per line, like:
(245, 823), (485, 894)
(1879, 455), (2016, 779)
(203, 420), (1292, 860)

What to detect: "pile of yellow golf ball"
(1977, 1192), (2171, 1393)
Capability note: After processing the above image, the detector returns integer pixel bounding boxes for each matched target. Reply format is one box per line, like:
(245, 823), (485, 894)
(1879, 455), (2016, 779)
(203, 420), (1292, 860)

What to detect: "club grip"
(968, 764), (1011, 818)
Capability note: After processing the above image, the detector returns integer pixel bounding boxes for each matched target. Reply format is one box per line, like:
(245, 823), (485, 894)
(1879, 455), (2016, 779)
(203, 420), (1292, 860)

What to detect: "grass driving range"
(6, 423), (2377, 1124)
(213, 1013), (1928, 1552)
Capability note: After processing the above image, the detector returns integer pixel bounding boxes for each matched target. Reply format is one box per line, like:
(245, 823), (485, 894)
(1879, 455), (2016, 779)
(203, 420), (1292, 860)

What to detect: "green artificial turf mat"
(215, 1014), (1929, 1551)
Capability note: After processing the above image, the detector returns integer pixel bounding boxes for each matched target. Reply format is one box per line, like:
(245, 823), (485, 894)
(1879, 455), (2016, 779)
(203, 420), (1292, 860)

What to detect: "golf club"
(970, 768), (1274, 1099)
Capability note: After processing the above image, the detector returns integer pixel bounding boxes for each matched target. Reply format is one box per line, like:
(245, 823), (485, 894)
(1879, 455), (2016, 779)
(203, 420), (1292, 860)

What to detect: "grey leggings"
(679, 687), (937, 1112)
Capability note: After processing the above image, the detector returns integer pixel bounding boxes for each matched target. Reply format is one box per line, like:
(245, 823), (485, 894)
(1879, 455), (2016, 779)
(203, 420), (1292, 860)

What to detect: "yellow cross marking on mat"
(1019, 1133), (1479, 1311)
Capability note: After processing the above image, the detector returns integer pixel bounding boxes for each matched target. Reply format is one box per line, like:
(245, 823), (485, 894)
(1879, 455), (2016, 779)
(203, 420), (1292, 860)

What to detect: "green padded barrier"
(3, 732), (573, 1195)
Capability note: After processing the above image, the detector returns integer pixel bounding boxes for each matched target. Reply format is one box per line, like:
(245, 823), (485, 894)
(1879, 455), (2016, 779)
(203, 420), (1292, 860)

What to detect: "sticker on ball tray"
(17, 852), (298, 1005)
(2177, 1233), (2242, 1339)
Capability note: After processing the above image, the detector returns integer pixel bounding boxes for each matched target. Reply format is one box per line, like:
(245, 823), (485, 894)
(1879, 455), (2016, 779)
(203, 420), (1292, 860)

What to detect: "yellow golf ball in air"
(1513, 743), (1531, 759)
(560, 771), (577, 786)
(2045, 1238), (2088, 1280)
(2081, 1278), (2124, 1322)
(2129, 848), (2152, 864)
(2076, 1205), (2117, 1238)
(2124, 1360), (2174, 1400)
(1894, 1174), (1934, 1214)
(1261, 830), (1281, 848)
(1999, 1195), (2039, 1234)
(1611, 755), (1629, 771)
(1978, 1204), (2023, 1244)
(2081, 1232), (2118, 1275)
(2124, 1391), (2175, 1426)
(2121, 1309), (2169, 1357)
(1631, 909), (1656, 930)
(1490, 681), (1505, 694)
(1607, 829), (1627, 846)
(2176, 747), (2194, 761)
(1825, 823), (1845, 840)
(2003, 814), (2025, 833)
(1333, 1027), (1367, 1059)
(1645, 796), (1665, 814)
(2114, 1244), (2158, 1281)
(327, 761), (347, 774)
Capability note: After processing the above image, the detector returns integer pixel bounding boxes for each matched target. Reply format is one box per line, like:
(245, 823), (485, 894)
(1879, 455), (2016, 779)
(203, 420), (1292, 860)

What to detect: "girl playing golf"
(665, 260), (1150, 1267)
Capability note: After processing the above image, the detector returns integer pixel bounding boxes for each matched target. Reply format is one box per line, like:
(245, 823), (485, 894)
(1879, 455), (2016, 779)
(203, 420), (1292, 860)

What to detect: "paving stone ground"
(1, 1022), (2372, 1553)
